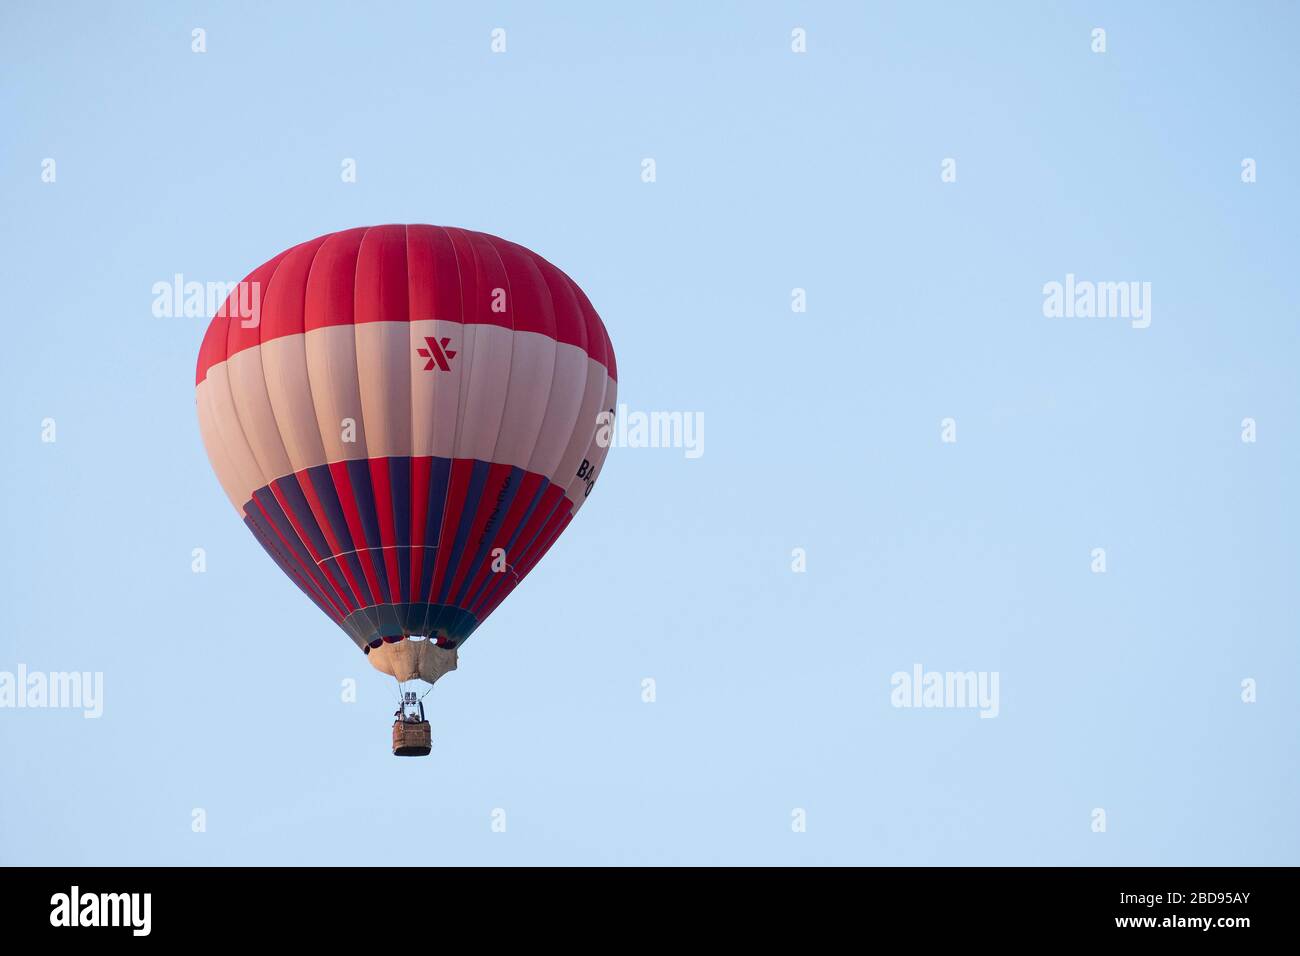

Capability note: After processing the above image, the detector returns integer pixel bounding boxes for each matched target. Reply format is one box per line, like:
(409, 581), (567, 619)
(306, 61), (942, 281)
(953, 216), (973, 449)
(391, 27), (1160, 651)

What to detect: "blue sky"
(1, 1), (1296, 865)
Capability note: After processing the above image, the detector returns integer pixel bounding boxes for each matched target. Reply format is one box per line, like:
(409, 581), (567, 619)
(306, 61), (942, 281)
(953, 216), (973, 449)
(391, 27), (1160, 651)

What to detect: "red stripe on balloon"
(304, 229), (367, 333)
(248, 495), (348, 623)
(481, 511), (573, 622)
(460, 471), (546, 612)
(444, 461), (514, 604)
(269, 479), (356, 614)
(407, 456), (433, 602)
(426, 459), (476, 605)
(327, 461), (385, 608)
(368, 457), (402, 605)
(197, 226), (614, 385)
(468, 485), (566, 618)
(293, 471), (364, 608)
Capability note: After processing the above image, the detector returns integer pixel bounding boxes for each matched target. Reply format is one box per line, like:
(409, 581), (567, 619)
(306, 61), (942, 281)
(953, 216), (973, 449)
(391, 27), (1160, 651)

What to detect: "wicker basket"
(392, 719), (432, 757)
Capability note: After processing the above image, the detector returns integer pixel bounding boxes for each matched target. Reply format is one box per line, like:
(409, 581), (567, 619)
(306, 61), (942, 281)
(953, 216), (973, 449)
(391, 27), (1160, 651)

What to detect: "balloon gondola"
(195, 225), (617, 754)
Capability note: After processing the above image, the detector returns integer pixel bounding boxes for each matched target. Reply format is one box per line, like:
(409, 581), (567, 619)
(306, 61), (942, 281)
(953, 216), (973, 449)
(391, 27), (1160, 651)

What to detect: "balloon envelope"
(195, 225), (616, 673)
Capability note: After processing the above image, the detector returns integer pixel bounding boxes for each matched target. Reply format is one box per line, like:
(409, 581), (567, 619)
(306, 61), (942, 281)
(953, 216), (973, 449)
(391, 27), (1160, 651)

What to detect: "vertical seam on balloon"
(435, 237), (513, 617)
(399, 222), (413, 610)
(480, 233), (519, 468)
(199, 383), (252, 515)
(348, 226), (390, 612)
(248, 253), (307, 496)
(551, 274), (603, 500)
(428, 230), (488, 638)
(501, 247), (564, 591)
(250, 494), (346, 622)
(523, 251), (578, 482)
(215, 270), (274, 516)
(472, 488), (560, 619)
(247, 242), (349, 618)
(293, 239), (362, 619)
(468, 266), (597, 617)
(403, 224), (423, 615)
(498, 247), (564, 590)
(246, 250), (355, 619)
(445, 226), (474, 460)
(564, 274), (614, 513)
(446, 233), (520, 610)
(370, 227), (409, 609)
(350, 228), (384, 607)
(568, 371), (614, 517)
(416, 226), (465, 639)
(303, 233), (378, 643)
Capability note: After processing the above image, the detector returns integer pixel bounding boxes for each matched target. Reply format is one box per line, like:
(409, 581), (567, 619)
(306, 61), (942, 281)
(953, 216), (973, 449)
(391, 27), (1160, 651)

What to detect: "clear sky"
(1, 1), (1296, 865)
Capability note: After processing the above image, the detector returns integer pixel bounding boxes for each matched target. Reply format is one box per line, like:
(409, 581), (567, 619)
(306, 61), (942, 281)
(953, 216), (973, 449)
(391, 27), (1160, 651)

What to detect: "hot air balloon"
(195, 225), (617, 755)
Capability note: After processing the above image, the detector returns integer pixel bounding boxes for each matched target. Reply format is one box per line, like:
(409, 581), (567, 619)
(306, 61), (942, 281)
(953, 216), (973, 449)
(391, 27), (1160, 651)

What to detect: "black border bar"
(1, 866), (1286, 941)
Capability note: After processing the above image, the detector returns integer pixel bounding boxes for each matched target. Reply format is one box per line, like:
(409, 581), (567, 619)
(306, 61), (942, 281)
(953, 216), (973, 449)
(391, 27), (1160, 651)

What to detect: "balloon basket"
(392, 719), (432, 757)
